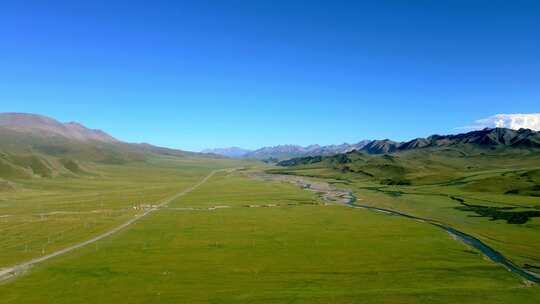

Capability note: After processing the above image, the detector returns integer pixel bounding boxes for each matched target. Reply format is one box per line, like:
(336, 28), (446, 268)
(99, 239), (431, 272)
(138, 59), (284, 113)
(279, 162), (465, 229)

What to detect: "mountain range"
(277, 127), (540, 168)
(359, 127), (540, 154)
(273, 128), (540, 197)
(205, 127), (540, 161)
(204, 141), (372, 160)
(2, 112), (539, 184)
(201, 147), (252, 158)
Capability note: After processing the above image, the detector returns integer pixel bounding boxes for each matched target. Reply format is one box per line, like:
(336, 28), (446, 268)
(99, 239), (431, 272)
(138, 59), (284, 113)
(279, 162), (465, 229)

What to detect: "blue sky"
(1, 1), (539, 151)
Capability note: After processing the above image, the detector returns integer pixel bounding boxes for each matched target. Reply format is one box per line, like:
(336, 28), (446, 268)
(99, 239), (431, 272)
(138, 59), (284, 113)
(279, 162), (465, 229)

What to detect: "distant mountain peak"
(241, 140), (371, 160)
(201, 147), (252, 158)
(204, 142), (372, 160)
(64, 121), (85, 128)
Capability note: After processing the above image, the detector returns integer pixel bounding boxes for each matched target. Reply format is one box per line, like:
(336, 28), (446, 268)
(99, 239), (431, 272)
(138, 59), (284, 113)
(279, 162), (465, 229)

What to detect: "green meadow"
(346, 178), (540, 268)
(1, 168), (539, 303)
(0, 156), (245, 268)
(270, 149), (540, 272)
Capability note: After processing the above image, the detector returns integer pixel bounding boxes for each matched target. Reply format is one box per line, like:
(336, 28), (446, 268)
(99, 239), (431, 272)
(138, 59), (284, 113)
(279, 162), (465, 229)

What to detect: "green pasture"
(0, 156), (245, 268)
(1, 171), (538, 303)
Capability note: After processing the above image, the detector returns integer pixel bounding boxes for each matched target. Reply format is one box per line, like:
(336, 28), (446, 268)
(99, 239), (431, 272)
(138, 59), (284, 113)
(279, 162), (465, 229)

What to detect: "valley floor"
(0, 161), (539, 303)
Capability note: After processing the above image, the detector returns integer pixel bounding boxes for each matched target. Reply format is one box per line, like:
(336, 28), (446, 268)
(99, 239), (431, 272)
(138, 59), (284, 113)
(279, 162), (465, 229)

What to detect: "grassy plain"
(0, 156), (246, 268)
(270, 149), (540, 270)
(1, 170), (539, 303)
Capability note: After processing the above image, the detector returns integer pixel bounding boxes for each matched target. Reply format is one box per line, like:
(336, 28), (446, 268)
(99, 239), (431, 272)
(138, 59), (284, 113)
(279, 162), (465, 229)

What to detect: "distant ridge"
(209, 128), (540, 161)
(206, 141), (371, 160)
(201, 147), (251, 158)
(416, 127), (540, 148)
(323, 128), (540, 156)
(0, 113), (118, 143)
(393, 127), (540, 152)
(278, 128), (540, 167)
(273, 127), (540, 206)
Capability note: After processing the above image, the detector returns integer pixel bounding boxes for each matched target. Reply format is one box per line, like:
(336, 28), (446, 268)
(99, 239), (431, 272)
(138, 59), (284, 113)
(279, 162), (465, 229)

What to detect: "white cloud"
(460, 113), (540, 131)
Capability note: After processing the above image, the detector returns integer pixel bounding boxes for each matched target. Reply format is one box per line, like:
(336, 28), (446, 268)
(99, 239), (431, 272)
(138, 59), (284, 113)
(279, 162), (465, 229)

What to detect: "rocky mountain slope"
(369, 128), (540, 154)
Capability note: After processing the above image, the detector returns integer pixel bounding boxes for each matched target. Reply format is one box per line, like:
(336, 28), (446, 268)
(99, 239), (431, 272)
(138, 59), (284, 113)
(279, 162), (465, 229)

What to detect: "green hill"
(0, 113), (220, 182)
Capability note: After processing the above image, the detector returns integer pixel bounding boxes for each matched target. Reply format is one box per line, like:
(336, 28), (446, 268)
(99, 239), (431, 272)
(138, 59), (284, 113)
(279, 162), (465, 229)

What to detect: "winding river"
(347, 200), (540, 284)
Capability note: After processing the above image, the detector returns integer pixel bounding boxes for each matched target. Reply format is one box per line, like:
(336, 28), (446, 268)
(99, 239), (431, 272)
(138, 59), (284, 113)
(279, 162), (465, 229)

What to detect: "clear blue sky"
(1, 1), (539, 151)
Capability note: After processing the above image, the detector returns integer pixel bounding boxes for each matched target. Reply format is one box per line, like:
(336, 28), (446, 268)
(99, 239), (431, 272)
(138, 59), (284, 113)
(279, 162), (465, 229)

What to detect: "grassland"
(0, 156), (246, 268)
(1, 169), (539, 303)
(270, 148), (540, 271)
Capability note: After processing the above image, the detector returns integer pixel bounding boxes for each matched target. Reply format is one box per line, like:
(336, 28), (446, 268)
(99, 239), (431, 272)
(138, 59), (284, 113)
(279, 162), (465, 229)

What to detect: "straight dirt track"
(0, 169), (222, 282)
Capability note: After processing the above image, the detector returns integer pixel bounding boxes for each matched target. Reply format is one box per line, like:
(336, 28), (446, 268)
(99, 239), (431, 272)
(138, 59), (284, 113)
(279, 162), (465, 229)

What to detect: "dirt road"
(0, 169), (221, 282)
